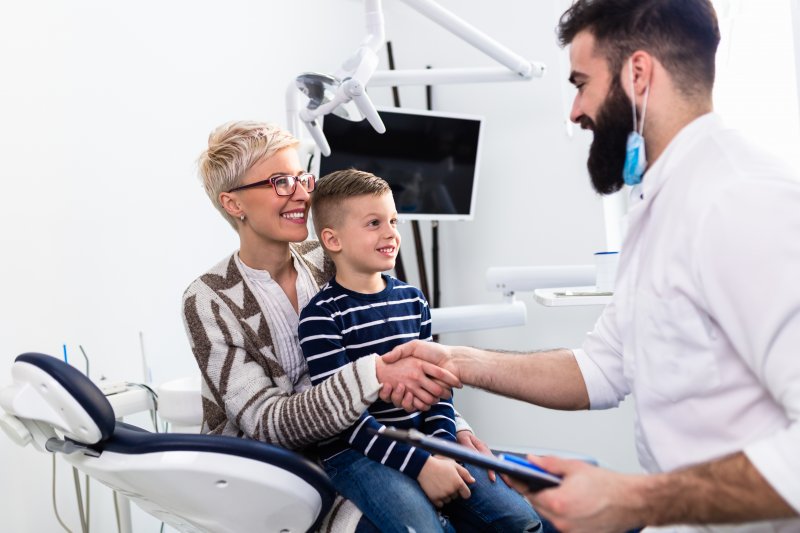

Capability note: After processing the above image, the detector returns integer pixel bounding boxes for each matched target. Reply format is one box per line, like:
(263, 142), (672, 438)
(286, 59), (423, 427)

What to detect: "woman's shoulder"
(183, 253), (240, 299)
(291, 240), (335, 285)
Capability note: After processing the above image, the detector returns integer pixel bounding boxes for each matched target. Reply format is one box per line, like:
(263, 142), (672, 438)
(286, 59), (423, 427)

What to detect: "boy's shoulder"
(299, 281), (340, 319)
(386, 276), (427, 300)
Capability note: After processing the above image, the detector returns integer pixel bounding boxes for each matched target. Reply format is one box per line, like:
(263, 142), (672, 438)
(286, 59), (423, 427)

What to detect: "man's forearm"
(642, 452), (796, 526)
(450, 346), (590, 410)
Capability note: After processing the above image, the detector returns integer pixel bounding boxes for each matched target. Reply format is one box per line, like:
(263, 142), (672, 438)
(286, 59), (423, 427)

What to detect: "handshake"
(375, 340), (459, 412)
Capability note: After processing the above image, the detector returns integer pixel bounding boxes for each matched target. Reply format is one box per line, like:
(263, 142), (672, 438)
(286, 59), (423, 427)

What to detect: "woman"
(182, 121), (489, 531)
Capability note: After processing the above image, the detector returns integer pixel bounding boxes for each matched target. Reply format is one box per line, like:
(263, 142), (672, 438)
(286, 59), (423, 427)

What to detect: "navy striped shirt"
(298, 274), (456, 479)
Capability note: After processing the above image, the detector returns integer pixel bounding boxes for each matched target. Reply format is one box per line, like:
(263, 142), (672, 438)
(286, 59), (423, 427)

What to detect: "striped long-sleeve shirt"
(299, 274), (457, 480)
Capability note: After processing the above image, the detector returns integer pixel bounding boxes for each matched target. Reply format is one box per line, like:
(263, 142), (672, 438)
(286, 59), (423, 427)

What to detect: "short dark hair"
(557, 0), (720, 98)
(312, 169), (392, 238)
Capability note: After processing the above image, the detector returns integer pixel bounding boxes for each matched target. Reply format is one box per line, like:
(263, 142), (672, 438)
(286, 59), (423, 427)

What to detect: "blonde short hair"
(312, 169), (391, 238)
(198, 121), (299, 230)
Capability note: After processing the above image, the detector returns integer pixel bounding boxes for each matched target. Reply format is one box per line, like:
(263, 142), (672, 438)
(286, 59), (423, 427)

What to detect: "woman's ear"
(320, 228), (341, 253)
(219, 192), (244, 220)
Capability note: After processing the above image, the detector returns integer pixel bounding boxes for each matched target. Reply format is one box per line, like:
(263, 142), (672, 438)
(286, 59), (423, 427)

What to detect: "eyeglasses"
(228, 173), (316, 196)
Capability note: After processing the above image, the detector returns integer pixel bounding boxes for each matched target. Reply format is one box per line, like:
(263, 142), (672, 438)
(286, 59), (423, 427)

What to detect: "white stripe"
(370, 406), (405, 414)
(364, 434), (379, 455)
(311, 367), (344, 381)
(375, 412), (421, 423)
(346, 332), (418, 350)
(380, 441), (396, 464)
(341, 319), (387, 334)
(420, 319), (432, 326)
(299, 333), (342, 345)
(305, 346), (346, 361)
(328, 297), (425, 319)
(431, 429), (455, 438)
(399, 447), (416, 472)
(387, 314), (421, 322)
(298, 315), (335, 325)
(315, 293), (349, 305)
(424, 415), (455, 424)
(348, 416), (373, 444)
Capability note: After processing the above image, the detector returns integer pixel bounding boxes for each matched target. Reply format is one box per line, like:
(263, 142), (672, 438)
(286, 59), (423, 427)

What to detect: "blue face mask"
(622, 59), (649, 186)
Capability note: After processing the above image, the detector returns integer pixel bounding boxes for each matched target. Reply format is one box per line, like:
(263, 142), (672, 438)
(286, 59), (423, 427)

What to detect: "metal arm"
(291, 0), (545, 156)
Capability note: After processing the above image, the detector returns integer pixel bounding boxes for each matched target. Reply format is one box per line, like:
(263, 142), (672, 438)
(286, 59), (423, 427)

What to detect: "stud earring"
(239, 214), (245, 221)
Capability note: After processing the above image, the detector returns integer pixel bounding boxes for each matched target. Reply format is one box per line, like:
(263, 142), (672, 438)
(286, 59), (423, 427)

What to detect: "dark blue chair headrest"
(16, 353), (116, 442)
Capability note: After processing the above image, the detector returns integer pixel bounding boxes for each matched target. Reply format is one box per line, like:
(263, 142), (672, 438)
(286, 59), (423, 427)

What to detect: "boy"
(298, 169), (541, 532)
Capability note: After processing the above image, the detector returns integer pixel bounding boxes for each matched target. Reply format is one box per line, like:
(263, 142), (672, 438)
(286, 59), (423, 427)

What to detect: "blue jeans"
(324, 449), (542, 533)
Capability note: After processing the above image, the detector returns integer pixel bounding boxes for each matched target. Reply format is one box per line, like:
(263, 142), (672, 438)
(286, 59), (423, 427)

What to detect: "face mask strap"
(628, 57), (650, 135)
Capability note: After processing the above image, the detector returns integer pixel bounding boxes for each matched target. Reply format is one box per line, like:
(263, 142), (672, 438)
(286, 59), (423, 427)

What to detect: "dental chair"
(0, 353), (335, 533)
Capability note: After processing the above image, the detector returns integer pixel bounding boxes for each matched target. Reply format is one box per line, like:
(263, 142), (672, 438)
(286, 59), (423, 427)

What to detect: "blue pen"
(498, 453), (553, 476)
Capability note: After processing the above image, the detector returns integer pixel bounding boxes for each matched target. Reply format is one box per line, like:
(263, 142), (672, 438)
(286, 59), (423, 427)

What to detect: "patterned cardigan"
(182, 240), (378, 531)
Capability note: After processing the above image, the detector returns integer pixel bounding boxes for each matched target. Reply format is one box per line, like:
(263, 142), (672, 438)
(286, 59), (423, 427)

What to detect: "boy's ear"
(320, 228), (341, 253)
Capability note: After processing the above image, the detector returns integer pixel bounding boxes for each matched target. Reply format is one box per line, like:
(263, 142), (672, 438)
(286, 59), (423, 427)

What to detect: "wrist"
(374, 354), (386, 383)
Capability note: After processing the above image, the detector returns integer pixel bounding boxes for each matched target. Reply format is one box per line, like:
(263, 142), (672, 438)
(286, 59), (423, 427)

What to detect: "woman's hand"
(375, 354), (461, 412)
(457, 430), (497, 482)
(417, 455), (474, 508)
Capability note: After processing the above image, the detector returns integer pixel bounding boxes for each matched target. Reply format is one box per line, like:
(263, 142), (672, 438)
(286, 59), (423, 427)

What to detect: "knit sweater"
(182, 241), (379, 530)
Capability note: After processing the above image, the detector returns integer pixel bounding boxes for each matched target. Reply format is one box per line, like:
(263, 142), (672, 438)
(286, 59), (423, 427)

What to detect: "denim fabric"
(324, 449), (542, 532)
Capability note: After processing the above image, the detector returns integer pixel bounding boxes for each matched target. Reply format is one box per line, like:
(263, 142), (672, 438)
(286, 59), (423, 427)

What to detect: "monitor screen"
(317, 107), (483, 221)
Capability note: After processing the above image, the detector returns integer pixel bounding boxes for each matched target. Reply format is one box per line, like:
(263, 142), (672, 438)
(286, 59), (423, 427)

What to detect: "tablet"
(372, 427), (561, 492)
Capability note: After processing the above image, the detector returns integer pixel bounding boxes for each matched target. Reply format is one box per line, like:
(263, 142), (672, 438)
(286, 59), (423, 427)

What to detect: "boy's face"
(333, 192), (400, 275)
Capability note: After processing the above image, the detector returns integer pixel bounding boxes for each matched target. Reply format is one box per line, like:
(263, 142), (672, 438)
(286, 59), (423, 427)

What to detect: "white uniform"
(574, 113), (800, 532)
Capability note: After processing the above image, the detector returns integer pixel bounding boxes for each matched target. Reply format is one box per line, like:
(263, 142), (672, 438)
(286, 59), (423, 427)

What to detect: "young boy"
(298, 169), (541, 532)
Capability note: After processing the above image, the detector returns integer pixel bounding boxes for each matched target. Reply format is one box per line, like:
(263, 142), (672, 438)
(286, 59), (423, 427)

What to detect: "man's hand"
(456, 430), (496, 482)
(503, 455), (646, 533)
(382, 340), (457, 373)
(375, 353), (461, 412)
(417, 455), (474, 508)
(379, 341), (460, 410)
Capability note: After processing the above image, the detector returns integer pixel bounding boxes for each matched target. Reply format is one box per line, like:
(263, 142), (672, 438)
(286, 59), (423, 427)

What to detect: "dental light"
(288, 0), (546, 156)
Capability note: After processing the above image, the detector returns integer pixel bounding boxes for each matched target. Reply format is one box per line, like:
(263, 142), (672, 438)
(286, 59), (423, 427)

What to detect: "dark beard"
(585, 78), (635, 195)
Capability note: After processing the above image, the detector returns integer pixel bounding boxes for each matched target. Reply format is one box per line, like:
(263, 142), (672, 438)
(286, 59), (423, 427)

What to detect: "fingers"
(456, 463), (475, 485)
(420, 362), (461, 388)
(379, 383), (393, 402)
(456, 478), (472, 500)
(412, 396), (430, 411)
(380, 345), (405, 364)
(403, 391), (417, 412)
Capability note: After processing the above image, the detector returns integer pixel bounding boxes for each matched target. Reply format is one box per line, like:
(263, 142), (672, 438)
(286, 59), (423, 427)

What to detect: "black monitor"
(317, 107), (483, 221)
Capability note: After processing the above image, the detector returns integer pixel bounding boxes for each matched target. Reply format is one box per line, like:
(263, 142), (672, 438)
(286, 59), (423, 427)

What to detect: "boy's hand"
(417, 455), (474, 508)
(376, 354), (460, 412)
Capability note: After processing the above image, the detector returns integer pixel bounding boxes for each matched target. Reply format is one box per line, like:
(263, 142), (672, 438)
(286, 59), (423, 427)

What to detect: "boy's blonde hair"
(198, 121), (299, 230)
(312, 169), (392, 237)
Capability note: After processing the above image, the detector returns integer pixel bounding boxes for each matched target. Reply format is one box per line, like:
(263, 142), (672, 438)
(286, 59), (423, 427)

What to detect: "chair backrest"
(1, 353), (336, 533)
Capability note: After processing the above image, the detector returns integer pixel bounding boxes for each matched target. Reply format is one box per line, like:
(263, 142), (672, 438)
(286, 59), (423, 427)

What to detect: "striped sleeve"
(421, 398), (457, 442)
(342, 412), (430, 479)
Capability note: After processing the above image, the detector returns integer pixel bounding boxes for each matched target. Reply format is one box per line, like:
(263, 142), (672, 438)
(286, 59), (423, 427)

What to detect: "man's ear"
(320, 227), (341, 253)
(219, 192), (244, 220)
(628, 50), (654, 97)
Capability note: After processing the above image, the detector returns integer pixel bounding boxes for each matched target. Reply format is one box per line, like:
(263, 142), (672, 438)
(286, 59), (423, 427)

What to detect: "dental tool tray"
(372, 427), (561, 491)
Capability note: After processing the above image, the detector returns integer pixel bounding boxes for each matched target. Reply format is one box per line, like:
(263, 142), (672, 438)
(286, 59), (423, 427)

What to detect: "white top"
(573, 113), (800, 532)
(237, 251), (317, 393)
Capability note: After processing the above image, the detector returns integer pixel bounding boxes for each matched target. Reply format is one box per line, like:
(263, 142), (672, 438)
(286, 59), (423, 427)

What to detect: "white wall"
(0, 1), (638, 531)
